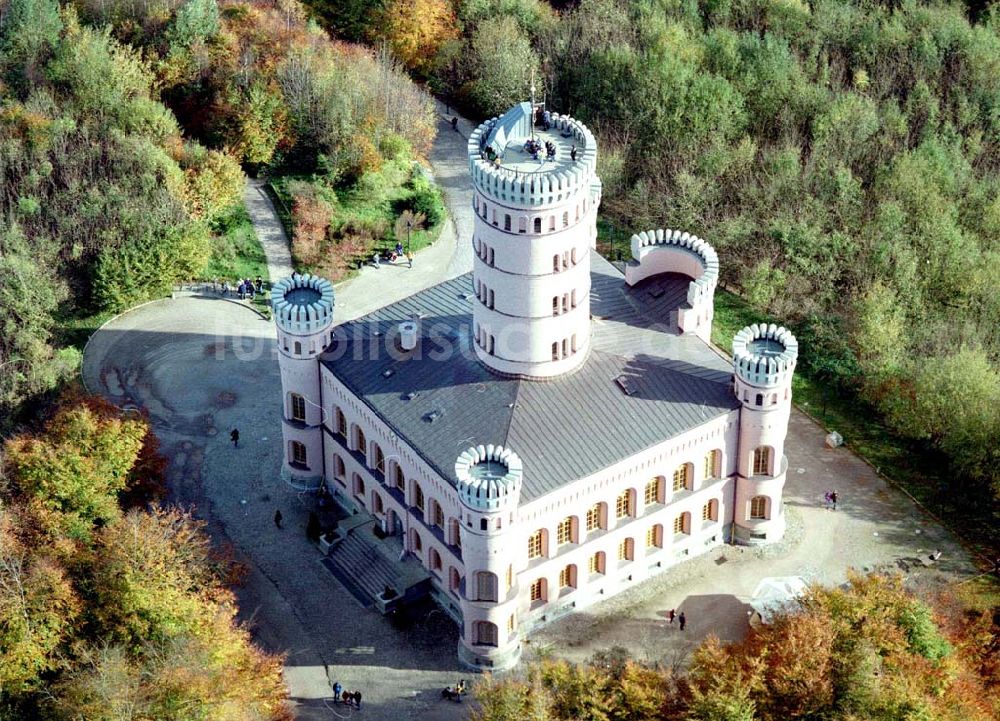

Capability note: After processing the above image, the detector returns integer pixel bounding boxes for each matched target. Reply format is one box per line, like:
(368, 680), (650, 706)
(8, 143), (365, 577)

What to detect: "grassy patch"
(202, 205), (269, 283)
(53, 308), (118, 352)
(270, 158), (447, 281)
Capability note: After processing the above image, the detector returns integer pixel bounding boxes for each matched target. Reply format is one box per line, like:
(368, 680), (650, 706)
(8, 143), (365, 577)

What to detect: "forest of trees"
(0, 0), (439, 425)
(0, 395), (290, 719)
(304, 0), (1000, 513)
(471, 573), (1000, 721)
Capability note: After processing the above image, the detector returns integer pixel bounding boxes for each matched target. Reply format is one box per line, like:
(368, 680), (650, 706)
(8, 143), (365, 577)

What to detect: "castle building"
(273, 103), (798, 670)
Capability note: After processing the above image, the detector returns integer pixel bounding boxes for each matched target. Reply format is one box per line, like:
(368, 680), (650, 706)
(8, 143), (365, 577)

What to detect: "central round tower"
(468, 102), (601, 378)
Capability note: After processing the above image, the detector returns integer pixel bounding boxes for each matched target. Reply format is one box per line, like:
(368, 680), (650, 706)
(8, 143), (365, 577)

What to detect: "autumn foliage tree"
(380, 0), (459, 77)
(0, 397), (290, 719)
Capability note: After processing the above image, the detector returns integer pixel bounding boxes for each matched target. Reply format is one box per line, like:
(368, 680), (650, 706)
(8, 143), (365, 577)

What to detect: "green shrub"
(408, 173), (445, 227)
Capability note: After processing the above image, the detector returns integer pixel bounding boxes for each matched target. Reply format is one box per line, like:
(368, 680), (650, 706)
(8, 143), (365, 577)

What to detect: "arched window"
(750, 496), (768, 519)
(294, 341), (302, 354)
(617, 537), (634, 562)
(752, 447), (771, 476)
(503, 214), (511, 231)
(412, 481), (424, 511)
(588, 551), (605, 575)
(449, 518), (461, 547)
(755, 393), (763, 406)
(430, 500), (444, 529)
(571, 248), (577, 265)
(644, 477), (664, 506)
(479, 517), (488, 530)
(585, 503), (605, 532)
(394, 464), (404, 491)
(372, 443), (384, 473)
(673, 512), (690, 535)
(533, 217), (542, 233)
(449, 567), (461, 593)
(552, 341), (559, 361)
(615, 489), (634, 519)
(770, 393), (778, 405)
(353, 474), (365, 498)
(672, 464), (691, 492)
(475, 571), (499, 602)
(548, 216), (556, 231)
(553, 254), (560, 272)
(335, 409), (347, 438)
(529, 577), (547, 603)
(430, 548), (442, 572)
(355, 427), (367, 455)
(373, 492), (384, 515)
(646, 524), (663, 549)
(702, 499), (718, 522)
(704, 450), (720, 479)
(553, 296), (560, 316)
(518, 216), (527, 233)
(556, 516), (576, 545)
(289, 393), (306, 422)
(333, 454), (345, 480)
(558, 564), (577, 590)
(562, 211), (569, 228)
(527, 529), (546, 559)
(289, 441), (307, 467)
(410, 529), (422, 552)
(474, 621), (498, 647)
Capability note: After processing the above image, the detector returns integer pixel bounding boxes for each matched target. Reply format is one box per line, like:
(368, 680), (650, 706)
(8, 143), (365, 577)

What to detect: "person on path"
(451, 116), (458, 131)
(372, 250), (380, 269)
(332, 682), (342, 702)
(394, 241), (404, 262)
(667, 609), (675, 624)
(230, 428), (239, 448)
(830, 490), (838, 510)
(342, 690), (351, 705)
(255, 275), (263, 294)
(354, 691), (362, 709)
(406, 251), (414, 269)
(274, 509), (283, 529)
(823, 491), (832, 509)
(678, 612), (686, 631)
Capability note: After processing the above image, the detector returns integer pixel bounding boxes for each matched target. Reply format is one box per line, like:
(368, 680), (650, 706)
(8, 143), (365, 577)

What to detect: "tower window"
(552, 342), (559, 361)
(750, 496), (767, 519)
(290, 441), (307, 467)
(294, 341), (302, 354)
(474, 621), (498, 647)
(553, 296), (559, 316)
(553, 254), (560, 273)
(562, 211), (569, 228)
(289, 393), (306, 422)
(756, 393), (763, 406)
(752, 447), (771, 476)
(504, 214), (511, 231)
(533, 217), (542, 233)
(475, 571), (498, 602)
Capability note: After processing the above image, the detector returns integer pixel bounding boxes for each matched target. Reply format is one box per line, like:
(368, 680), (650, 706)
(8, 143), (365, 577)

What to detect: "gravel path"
(244, 178), (293, 281)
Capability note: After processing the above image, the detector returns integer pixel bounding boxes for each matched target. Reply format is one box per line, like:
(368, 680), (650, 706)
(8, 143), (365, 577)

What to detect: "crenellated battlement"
(732, 324), (798, 388)
(468, 106), (598, 208)
(271, 273), (335, 336)
(629, 229), (719, 307)
(455, 444), (523, 513)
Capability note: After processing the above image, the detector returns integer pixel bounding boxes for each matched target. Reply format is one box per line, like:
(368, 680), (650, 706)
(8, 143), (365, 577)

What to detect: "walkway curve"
(244, 178), (294, 282)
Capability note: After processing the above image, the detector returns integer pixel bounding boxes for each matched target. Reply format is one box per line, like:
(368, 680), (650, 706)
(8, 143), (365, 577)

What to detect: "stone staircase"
(321, 519), (432, 612)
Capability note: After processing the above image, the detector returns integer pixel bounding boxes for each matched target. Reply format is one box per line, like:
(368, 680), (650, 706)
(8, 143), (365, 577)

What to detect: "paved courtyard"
(80, 102), (979, 720)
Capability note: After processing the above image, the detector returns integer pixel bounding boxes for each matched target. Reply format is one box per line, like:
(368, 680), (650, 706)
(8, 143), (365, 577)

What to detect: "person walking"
(341, 690), (351, 706)
(678, 612), (686, 631)
(354, 691), (362, 709)
(230, 428), (239, 448)
(406, 251), (414, 269)
(823, 491), (832, 509)
(451, 116), (458, 131)
(332, 681), (342, 702)
(830, 490), (838, 511)
(372, 250), (380, 269)
(273, 509), (283, 529)
(667, 608), (675, 624)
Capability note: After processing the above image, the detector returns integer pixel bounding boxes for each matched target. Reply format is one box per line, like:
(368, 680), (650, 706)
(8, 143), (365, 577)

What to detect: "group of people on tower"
(524, 137), (557, 161)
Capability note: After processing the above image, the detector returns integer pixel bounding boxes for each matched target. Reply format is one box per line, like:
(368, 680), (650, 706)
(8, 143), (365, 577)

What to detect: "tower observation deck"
(467, 102), (602, 379)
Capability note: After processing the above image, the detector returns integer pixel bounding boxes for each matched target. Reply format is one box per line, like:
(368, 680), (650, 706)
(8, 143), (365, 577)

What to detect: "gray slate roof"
(321, 254), (738, 503)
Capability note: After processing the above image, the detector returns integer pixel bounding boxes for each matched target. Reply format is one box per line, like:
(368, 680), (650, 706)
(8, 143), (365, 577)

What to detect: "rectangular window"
(702, 501), (714, 521)
(585, 504), (602, 531)
(673, 514), (685, 534)
(615, 490), (632, 519)
(527, 530), (544, 559)
(506, 565), (513, 591)
(291, 442), (307, 466)
(750, 496), (767, 519)
(556, 517), (573, 545)
(558, 565), (575, 589)
(553, 296), (559, 316)
(530, 578), (544, 602)
(552, 342), (559, 361)
(504, 214), (511, 231)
